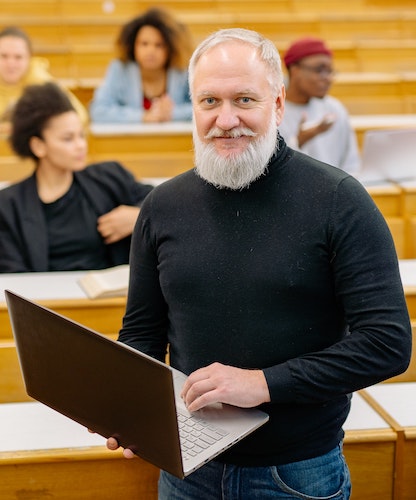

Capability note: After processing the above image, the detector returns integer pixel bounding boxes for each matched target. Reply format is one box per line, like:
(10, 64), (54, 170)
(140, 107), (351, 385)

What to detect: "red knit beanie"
(283, 38), (332, 68)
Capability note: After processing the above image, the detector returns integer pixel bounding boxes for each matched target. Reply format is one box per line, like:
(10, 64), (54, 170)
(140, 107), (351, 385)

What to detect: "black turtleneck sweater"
(119, 139), (411, 466)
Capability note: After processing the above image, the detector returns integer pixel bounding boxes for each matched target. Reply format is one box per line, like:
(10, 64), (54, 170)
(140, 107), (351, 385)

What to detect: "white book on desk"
(78, 265), (130, 299)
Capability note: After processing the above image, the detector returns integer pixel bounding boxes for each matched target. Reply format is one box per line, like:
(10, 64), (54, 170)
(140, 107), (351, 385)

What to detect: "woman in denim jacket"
(90, 8), (193, 124)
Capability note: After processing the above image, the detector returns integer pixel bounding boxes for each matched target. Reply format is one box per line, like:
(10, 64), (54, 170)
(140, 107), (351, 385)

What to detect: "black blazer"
(0, 161), (153, 272)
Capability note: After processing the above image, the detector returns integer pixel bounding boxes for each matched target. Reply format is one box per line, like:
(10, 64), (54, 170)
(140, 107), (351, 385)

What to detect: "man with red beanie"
(279, 37), (360, 173)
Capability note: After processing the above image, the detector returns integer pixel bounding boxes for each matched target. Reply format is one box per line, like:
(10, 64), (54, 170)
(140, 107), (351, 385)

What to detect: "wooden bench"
(343, 391), (397, 499)
(350, 114), (416, 148)
(0, 401), (159, 499)
(0, 341), (32, 403)
(354, 39), (416, 73)
(0, 0), (293, 17)
(65, 71), (416, 113)
(0, 295), (125, 339)
(2, 0), (409, 18)
(0, 272), (126, 339)
(0, 17), (413, 78)
(364, 382), (416, 500)
(399, 260), (416, 319)
(331, 72), (416, 115)
(0, 390), (398, 499)
(2, 9), (416, 44)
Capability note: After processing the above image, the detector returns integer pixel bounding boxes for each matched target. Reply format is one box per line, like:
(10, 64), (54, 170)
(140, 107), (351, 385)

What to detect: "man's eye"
(204, 97), (216, 105)
(239, 97), (252, 104)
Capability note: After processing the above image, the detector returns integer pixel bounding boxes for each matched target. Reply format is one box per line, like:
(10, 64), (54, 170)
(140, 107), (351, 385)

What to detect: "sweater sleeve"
(264, 175), (412, 403)
(118, 191), (169, 361)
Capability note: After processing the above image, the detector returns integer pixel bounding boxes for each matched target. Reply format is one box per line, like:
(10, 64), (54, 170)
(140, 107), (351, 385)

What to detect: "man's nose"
(215, 102), (240, 130)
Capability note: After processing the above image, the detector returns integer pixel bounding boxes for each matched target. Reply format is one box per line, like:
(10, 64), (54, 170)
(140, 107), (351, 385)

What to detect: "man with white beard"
(106, 28), (411, 499)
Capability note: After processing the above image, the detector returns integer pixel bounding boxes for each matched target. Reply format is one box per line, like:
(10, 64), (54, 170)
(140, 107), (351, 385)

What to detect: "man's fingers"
(106, 437), (136, 459)
(123, 448), (136, 459)
(107, 437), (119, 450)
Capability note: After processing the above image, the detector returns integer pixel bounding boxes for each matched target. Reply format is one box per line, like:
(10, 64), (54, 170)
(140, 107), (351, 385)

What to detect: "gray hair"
(188, 28), (283, 98)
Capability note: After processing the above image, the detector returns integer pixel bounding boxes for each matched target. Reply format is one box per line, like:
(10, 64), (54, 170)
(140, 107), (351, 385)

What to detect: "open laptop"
(355, 128), (416, 185)
(5, 290), (269, 479)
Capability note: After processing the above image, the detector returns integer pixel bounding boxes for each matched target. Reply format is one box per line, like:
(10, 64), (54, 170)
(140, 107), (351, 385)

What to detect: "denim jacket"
(89, 60), (192, 123)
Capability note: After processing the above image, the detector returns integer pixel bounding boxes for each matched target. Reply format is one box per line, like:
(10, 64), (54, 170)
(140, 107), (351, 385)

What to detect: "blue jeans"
(158, 443), (351, 499)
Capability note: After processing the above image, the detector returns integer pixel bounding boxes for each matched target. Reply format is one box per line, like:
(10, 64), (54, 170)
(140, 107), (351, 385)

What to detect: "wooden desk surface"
(88, 122), (195, 178)
(0, 401), (106, 452)
(0, 402), (158, 499)
(343, 392), (396, 499)
(344, 392), (393, 434)
(396, 179), (416, 216)
(398, 260), (416, 318)
(2, 116), (416, 180)
(88, 122), (194, 154)
(363, 182), (402, 216)
(350, 114), (416, 148)
(364, 383), (416, 500)
(0, 271), (126, 338)
(0, 341), (32, 403)
(365, 382), (416, 428)
(0, 394), (396, 500)
(88, 115), (416, 153)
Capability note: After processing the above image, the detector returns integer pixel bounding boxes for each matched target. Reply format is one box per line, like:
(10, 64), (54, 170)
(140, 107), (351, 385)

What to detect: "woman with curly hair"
(0, 82), (153, 272)
(90, 7), (193, 123)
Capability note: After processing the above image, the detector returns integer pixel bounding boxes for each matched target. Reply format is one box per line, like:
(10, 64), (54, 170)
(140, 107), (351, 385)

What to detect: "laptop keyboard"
(177, 411), (229, 462)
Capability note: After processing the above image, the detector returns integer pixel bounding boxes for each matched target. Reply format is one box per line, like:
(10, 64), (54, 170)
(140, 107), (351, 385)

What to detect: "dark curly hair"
(10, 82), (75, 161)
(117, 7), (192, 70)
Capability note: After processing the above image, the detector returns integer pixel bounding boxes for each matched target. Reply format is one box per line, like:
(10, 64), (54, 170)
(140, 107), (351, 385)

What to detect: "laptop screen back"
(5, 290), (184, 477)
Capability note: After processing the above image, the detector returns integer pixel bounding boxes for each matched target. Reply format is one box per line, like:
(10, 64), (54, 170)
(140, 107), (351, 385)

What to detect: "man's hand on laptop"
(180, 362), (271, 412)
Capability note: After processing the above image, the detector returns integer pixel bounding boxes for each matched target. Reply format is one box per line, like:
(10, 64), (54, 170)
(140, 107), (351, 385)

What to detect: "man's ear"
(29, 136), (45, 158)
(275, 84), (286, 126)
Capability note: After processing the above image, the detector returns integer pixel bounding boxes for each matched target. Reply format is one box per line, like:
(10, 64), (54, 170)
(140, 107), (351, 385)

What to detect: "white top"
(366, 382), (416, 428)
(0, 402), (106, 452)
(278, 95), (361, 174)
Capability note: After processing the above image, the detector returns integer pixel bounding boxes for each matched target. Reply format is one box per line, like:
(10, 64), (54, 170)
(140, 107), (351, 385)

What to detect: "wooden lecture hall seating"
(0, 401), (159, 499)
(4, 115), (416, 259)
(0, 1), (415, 498)
(1, 0), (416, 80)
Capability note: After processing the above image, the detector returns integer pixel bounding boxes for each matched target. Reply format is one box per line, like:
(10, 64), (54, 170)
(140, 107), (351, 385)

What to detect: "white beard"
(194, 113), (278, 190)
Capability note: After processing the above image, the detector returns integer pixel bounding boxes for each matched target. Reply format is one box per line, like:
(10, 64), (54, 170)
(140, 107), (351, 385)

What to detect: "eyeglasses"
(295, 63), (336, 77)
